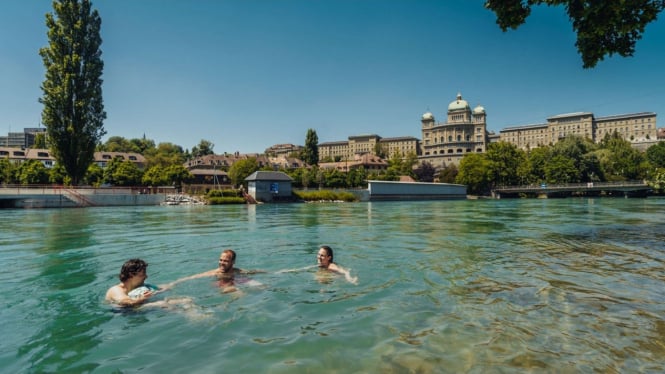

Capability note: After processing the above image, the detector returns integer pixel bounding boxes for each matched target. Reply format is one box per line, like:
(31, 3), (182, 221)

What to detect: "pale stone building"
(500, 111), (657, 150)
(418, 93), (489, 169)
(0, 147), (146, 170)
(264, 143), (303, 157)
(319, 134), (419, 161)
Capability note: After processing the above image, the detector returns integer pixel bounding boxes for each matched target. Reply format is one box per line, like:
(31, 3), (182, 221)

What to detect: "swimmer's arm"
(238, 268), (269, 275)
(161, 269), (218, 289)
(275, 265), (318, 274)
(328, 264), (358, 285)
(106, 287), (153, 307)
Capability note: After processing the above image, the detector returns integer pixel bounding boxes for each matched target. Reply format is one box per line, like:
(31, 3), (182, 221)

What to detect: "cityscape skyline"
(1, 1), (664, 154)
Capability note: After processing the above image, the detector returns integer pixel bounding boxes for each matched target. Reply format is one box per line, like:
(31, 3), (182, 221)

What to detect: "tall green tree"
(456, 153), (491, 195)
(228, 158), (259, 187)
(0, 158), (15, 184)
(414, 161), (436, 182)
(524, 146), (551, 183)
(103, 158), (142, 186)
(599, 132), (647, 180)
(646, 142), (665, 168)
(33, 133), (47, 148)
(39, 0), (106, 185)
(486, 141), (526, 187)
(302, 129), (319, 166)
(16, 160), (50, 185)
(191, 139), (215, 158)
(485, 0), (665, 68)
(143, 142), (186, 168)
(438, 164), (458, 184)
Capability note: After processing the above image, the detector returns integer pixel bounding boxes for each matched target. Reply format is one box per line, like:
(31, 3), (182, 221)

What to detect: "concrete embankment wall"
(367, 180), (467, 201)
(0, 188), (166, 208)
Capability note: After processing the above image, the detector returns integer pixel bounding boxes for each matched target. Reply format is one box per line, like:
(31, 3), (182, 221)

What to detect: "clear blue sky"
(1, 0), (664, 154)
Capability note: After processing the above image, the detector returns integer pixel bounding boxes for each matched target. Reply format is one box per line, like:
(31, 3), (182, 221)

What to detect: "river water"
(1, 198), (664, 373)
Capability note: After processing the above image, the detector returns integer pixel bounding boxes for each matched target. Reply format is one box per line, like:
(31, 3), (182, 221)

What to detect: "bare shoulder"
(327, 263), (345, 273)
(105, 284), (126, 302)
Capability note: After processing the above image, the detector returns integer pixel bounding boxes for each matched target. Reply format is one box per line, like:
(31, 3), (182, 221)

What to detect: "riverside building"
(418, 93), (489, 169)
(318, 134), (420, 161)
(500, 112), (658, 150)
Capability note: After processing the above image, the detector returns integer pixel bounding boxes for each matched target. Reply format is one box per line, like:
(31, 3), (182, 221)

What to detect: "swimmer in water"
(168, 249), (263, 293)
(105, 258), (164, 306)
(106, 258), (209, 320)
(317, 245), (358, 284)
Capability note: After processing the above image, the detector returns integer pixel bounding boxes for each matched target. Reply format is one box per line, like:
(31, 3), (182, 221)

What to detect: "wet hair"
(221, 249), (236, 261)
(119, 258), (148, 282)
(320, 245), (334, 262)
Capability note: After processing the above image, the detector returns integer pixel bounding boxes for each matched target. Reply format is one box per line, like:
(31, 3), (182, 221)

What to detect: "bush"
(293, 190), (357, 202)
(207, 189), (241, 198)
(207, 197), (246, 205)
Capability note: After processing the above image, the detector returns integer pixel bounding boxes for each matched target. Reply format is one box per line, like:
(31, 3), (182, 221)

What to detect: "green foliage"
(39, 0), (106, 185)
(346, 167), (367, 187)
(524, 147), (551, 183)
(142, 165), (168, 186)
(84, 162), (103, 186)
(647, 168), (665, 192)
(414, 161), (436, 182)
(228, 158), (259, 186)
(544, 155), (579, 183)
(485, 0), (665, 68)
(374, 143), (386, 158)
(100, 136), (155, 153)
(49, 163), (67, 184)
(191, 139), (215, 158)
(165, 164), (193, 186)
(16, 160), (50, 185)
(207, 196), (245, 204)
(143, 142), (186, 168)
(486, 141), (526, 186)
(646, 142), (665, 168)
(103, 158), (143, 186)
(598, 132), (647, 180)
(293, 190), (358, 202)
(322, 168), (347, 188)
(33, 133), (47, 149)
(207, 189), (241, 198)
(0, 158), (16, 184)
(302, 129), (319, 166)
(437, 164), (458, 184)
(456, 153), (491, 195)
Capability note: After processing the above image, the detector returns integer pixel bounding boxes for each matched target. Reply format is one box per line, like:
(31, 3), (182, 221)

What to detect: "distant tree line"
(4, 130), (665, 197)
(455, 132), (665, 195)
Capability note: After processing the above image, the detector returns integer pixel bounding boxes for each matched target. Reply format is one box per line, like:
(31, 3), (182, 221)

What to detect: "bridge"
(492, 181), (651, 199)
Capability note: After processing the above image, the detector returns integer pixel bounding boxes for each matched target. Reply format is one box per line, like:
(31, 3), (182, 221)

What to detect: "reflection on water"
(1, 198), (665, 373)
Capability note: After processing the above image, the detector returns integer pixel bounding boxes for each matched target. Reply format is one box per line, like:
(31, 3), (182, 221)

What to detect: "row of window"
(424, 148), (483, 155)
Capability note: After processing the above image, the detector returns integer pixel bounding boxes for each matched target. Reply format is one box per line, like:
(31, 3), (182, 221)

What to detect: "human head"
(218, 249), (236, 273)
(119, 258), (148, 282)
(317, 245), (334, 268)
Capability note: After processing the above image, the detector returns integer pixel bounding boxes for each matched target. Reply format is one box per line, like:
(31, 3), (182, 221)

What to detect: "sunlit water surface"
(1, 198), (664, 373)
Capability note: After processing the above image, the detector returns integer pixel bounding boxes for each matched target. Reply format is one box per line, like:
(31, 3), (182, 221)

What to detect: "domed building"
(419, 93), (489, 169)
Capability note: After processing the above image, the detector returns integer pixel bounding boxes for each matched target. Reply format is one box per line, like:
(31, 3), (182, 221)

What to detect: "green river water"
(1, 198), (664, 373)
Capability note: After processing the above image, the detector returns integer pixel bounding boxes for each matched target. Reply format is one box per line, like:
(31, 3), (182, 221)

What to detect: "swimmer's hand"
(345, 273), (359, 285)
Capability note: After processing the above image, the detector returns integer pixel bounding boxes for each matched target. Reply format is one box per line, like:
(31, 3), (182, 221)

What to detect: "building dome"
(421, 112), (434, 121)
(473, 104), (485, 114)
(448, 93), (470, 111)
